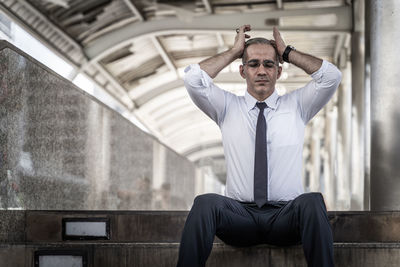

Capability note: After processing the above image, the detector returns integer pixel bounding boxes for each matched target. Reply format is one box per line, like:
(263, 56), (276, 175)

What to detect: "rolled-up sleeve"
(297, 60), (342, 124)
(184, 64), (227, 125)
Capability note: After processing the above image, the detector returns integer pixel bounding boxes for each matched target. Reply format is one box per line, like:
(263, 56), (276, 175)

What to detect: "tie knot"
(256, 102), (267, 111)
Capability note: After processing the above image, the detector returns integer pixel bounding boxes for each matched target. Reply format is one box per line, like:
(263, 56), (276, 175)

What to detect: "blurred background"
(0, 0), (373, 211)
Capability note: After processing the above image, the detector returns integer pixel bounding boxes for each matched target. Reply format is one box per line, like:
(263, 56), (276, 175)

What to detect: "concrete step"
(1, 242), (400, 267)
(1, 210), (400, 243)
(2, 210), (400, 266)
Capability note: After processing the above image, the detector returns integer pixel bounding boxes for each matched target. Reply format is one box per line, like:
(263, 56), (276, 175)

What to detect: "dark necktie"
(254, 102), (268, 208)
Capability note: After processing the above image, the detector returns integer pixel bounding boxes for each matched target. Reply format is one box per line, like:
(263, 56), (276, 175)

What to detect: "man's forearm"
(272, 27), (323, 75)
(287, 50), (323, 75)
(199, 48), (238, 79)
(199, 24), (250, 79)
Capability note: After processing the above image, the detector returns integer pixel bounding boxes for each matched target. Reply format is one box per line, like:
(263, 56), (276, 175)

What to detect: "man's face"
(240, 43), (282, 101)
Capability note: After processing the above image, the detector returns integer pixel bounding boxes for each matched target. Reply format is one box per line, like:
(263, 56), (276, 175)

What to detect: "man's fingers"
(269, 39), (283, 63)
(232, 25), (251, 58)
(236, 24), (251, 34)
(272, 26), (286, 62)
(242, 24), (251, 32)
(273, 26), (286, 45)
(234, 25), (251, 40)
(273, 26), (280, 39)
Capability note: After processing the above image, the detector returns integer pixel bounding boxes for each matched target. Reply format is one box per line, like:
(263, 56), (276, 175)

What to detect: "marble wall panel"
(0, 41), (195, 210)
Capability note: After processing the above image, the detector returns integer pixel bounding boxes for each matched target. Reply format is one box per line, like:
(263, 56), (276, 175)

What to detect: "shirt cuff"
(310, 60), (329, 82)
(184, 64), (213, 88)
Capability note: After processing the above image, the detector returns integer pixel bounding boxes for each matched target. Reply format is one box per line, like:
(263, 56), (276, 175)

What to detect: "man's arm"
(184, 25), (251, 124)
(199, 25), (251, 78)
(272, 27), (342, 123)
(272, 27), (323, 75)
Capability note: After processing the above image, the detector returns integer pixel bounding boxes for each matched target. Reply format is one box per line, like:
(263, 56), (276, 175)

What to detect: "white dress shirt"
(184, 60), (342, 202)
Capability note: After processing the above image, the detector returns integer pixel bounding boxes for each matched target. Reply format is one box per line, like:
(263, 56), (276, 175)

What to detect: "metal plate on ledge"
(34, 250), (87, 267)
(62, 217), (110, 241)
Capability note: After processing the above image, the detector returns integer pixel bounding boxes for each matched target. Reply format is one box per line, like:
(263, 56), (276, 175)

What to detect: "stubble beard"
(256, 83), (274, 100)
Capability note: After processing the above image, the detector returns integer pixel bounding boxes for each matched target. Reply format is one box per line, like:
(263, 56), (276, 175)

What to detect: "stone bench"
(1, 210), (400, 266)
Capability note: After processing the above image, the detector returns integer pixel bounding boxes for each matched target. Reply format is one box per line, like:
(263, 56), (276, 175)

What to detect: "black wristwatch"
(282, 45), (296, 63)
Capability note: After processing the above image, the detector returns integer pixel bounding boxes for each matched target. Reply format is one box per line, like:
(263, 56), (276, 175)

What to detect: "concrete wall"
(0, 41), (195, 210)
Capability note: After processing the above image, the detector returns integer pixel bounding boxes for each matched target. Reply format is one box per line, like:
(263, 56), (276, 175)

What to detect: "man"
(177, 25), (342, 267)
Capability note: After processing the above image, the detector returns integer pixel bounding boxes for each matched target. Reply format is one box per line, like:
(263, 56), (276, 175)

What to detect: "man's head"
(239, 38), (282, 101)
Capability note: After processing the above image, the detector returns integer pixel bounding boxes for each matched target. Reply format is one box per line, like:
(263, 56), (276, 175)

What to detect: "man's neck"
(247, 89), (274, 102)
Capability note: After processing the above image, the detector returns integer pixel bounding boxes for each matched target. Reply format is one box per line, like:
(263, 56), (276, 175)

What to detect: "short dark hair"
(242, 38), (279, 65)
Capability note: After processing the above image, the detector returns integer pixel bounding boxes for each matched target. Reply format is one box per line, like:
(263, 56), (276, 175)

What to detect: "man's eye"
(264, 62), (275, 68)
(247, 62), (260, 68)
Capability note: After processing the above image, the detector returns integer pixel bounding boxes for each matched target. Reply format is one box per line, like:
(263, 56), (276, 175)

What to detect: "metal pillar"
(310, 117), (322, 193)
(324, 105), (338, 210)
(336, 62), (352, 210)
(368, 0), (400, 210)
(350, 0), (366, 210)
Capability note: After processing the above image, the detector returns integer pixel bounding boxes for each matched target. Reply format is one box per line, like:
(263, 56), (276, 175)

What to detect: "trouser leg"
(176, 193), (262, 267)
(296, 193), (334, 267)
(262, 192), (334, 267)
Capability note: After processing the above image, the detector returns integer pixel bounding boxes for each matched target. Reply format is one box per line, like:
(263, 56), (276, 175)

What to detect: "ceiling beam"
(202, 0), (213, 13)
(216, 33), (224, 46)
(150, 36), (178, 77)
(158, 109), (204, 129)
(122, 0), (144, 21)
(216, 32), (226, 51)
(92, 62), (136, 110)
(333, 33), (346, 65)
(276, 0), (283, 9)
(0, 0), (84, 66)
(187, 146), (225, 162)
(166, 125), (221, 148)
(176, 134), (223, 155)
(183, 141), (223, 157)
(84, 6), (352, 61)
(161, 112), (214, 136)
(165, 120), (217, 140)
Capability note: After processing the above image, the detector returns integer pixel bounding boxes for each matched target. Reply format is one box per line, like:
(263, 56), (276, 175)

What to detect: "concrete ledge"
(2, 210), (400, 244)
(1, 242), (400, 267)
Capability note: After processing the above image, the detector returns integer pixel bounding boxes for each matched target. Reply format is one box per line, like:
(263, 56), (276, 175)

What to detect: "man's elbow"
(328, 66), (342, 92)
(335, 68), (343, 86)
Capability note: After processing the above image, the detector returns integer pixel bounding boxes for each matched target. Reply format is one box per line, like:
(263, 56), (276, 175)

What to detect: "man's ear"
(276, 66), (282, 79)
(240, 65), (246, 79)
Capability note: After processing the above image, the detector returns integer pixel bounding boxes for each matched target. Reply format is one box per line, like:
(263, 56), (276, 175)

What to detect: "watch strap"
(283, 45), (295, 63)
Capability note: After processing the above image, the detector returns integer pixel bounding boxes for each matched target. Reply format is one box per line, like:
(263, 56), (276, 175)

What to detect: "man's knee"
(192, 193), (224, 211)
(293, 192), (327, 216)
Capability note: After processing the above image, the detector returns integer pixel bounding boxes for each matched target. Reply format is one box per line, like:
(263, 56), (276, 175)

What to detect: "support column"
(310, 117), (322, 192)
(350, 0), (366, 210)
(368, 0), (400, 210)
(324, 103), (338, 210)
(336, 55), (352, 210)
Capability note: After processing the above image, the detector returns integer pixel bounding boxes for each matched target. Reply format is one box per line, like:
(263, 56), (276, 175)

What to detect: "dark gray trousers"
(177, 192), (334, 267)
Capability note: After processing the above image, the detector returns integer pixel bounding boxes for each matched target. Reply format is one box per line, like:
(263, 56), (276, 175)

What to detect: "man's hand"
(199, 25), (251, 78)
(232, 24), (251, 59)
(272, 26), (286, 64)
(271, 26), (323, 74)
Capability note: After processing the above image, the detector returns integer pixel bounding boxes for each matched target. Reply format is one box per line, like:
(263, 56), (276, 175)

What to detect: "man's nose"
(256, 66), (267, 75)
(257, 65), (267, 75)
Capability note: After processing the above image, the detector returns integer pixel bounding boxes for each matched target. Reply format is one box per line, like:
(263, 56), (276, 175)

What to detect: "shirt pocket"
(268, 110), (300, 147)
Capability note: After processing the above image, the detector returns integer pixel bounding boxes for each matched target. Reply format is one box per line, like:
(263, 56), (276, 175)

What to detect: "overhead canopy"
(0, 0), (352, 181)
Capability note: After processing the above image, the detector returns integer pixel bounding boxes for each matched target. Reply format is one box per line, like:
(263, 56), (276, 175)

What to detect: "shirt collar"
(245, 89), (279, 112)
